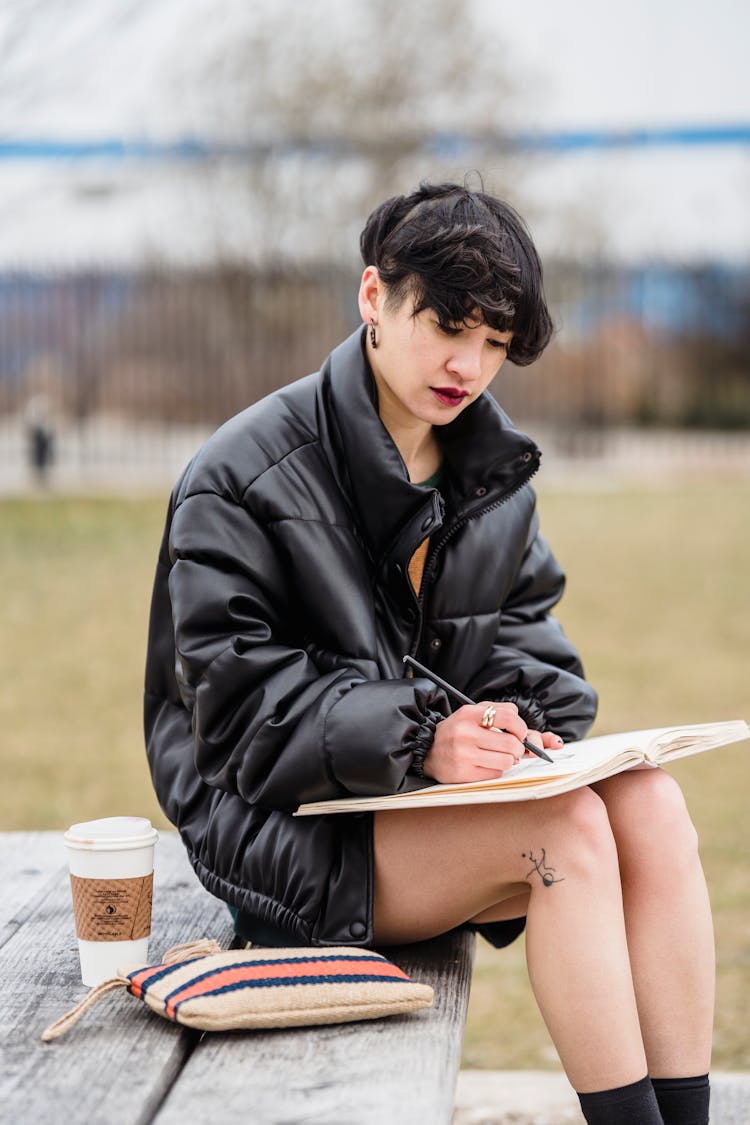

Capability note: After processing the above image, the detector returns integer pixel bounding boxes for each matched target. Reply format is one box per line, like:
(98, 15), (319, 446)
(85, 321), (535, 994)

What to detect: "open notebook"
(294, 719), (750, 816)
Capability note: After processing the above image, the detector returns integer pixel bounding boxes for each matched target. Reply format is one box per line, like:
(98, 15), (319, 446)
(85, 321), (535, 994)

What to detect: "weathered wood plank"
(153, 927), (476, 1125)
(0, 832), (68, 948)
(0, 831), (233, 1125)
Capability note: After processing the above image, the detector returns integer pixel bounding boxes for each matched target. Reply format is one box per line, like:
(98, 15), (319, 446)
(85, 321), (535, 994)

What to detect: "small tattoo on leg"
(522, 848), (564, 887)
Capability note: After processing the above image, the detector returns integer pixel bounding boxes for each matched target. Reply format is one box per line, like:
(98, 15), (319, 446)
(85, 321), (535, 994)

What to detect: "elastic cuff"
(409, 708), (444, 778)
(500, 691), (548, 733)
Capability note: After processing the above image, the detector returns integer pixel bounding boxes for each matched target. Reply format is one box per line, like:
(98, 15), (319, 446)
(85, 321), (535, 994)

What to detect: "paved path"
(454, 1070), (750, 1124)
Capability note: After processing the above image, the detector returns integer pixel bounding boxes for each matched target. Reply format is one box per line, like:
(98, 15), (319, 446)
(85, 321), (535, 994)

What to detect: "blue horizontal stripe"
(213, 953), (385, 966)
(127, 956), (205, 997)
(510, 124), (750, 153)
(1, 124), (749, 163)
(0, 137), (227, 161)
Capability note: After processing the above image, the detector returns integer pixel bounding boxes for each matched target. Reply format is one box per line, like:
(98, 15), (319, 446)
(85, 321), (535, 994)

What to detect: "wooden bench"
(1, 831), (475, 1124)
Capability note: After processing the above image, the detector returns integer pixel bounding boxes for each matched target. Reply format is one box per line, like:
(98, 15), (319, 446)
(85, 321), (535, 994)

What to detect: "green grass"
(1, 482), (749, 1068)
(0, 496), (169, 830)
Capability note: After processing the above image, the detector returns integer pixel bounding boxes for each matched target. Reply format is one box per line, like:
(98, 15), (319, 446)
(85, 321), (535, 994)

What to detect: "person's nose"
(445, 339), (484, 385)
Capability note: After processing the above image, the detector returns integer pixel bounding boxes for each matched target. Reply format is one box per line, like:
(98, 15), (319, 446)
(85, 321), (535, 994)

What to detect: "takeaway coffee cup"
(64, 816), (159, 986)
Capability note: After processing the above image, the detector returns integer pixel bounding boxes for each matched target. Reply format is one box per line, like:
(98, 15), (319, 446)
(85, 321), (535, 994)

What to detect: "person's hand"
(422, 702), (532, 783)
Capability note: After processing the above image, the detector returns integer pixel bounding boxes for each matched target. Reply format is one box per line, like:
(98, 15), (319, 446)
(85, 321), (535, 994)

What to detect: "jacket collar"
(321, 327), (540, 570)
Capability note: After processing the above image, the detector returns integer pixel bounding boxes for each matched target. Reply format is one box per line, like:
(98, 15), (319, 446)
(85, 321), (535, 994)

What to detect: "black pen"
(402, 654), (556, 763)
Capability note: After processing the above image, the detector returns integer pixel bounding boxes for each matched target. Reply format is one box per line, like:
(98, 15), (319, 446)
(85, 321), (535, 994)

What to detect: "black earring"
(369, 318), (378, 349)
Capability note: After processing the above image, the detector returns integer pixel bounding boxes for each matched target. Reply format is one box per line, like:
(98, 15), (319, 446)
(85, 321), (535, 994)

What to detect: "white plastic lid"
(64, 816), (159, 851)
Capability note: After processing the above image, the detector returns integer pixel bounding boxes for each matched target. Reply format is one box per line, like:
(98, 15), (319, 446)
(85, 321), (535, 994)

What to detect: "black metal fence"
(1, 261), (749, 489)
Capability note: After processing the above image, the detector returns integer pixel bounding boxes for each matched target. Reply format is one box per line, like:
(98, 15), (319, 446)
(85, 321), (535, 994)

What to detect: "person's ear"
(357, 266), (382, 325)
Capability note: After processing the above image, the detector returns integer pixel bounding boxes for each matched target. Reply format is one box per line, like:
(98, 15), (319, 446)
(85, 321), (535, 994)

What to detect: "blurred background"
(1, 0), (750, 487)
(1, 0), (748, 1073)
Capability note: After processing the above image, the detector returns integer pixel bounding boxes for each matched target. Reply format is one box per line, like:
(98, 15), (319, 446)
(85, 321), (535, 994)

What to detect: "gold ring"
(481, 705), (496, 729)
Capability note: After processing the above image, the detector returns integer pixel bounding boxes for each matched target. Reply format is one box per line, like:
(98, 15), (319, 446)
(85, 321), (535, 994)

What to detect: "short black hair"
(359, 181), (553, 366)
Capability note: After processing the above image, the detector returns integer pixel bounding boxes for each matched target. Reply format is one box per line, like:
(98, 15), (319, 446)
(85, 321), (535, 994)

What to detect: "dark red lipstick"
(431, 387), (469, 407)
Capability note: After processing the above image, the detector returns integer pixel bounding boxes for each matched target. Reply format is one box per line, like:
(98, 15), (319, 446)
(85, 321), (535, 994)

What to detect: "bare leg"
(373, 787), (647, 1091)
(592, 768), (715, 1078)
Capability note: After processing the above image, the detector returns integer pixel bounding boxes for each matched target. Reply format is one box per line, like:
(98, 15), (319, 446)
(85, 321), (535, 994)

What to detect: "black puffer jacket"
(144, 327), (597, 945)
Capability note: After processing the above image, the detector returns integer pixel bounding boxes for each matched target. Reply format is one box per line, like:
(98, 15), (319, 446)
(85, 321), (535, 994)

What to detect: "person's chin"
(424, 395), (471, 422)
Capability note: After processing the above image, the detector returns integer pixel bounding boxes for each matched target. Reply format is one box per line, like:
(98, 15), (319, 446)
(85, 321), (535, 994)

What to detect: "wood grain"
(0, 832), (65, 948)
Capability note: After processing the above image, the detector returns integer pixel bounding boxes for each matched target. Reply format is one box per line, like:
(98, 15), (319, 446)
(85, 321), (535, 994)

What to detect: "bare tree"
(190, 0), (522, 264)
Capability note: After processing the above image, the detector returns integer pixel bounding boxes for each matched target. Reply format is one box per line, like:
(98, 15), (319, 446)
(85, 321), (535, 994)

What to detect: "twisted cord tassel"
(162, 938), (222, 963)
(41, 978), (127, 1041)
(41, 938), (223, 1041)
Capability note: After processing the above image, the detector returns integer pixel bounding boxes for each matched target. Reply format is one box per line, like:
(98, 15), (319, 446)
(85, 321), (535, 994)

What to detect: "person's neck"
(379, 406), (441, 483)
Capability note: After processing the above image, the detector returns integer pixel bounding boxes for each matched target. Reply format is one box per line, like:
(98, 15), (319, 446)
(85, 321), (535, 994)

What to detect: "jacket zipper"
(408, 458), (540, 662)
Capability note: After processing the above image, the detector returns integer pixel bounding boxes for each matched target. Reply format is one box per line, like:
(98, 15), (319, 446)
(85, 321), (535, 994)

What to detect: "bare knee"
(597, 768), (700, 877)
(520, 786), (618, 889)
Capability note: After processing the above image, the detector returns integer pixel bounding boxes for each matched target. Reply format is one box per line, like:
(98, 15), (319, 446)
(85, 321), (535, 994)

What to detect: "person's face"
(358, 267), (512, 431)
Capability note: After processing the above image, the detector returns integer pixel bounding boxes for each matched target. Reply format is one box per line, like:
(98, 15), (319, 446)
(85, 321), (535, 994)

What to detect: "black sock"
(651, 1074), (710, 1125)
(577, 1075), (663, 1124)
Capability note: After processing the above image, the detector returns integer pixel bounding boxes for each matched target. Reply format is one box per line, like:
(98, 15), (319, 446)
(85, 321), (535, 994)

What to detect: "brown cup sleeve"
(70, 873), (153, 941)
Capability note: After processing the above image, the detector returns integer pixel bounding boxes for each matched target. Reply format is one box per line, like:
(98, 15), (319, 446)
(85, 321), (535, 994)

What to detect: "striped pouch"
(41, 939), (434, 1040)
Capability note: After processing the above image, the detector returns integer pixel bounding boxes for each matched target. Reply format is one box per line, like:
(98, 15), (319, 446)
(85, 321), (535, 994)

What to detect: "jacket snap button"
(421, 516), (433, 532)
(475, 485), (487, 497)
(430, 637), (442, 651)
(350, 921), (366, 939)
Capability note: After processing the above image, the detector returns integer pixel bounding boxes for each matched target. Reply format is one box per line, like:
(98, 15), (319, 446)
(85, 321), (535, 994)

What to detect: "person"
(25, 394), (55, 486)
(144, 182), (713, 1125)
